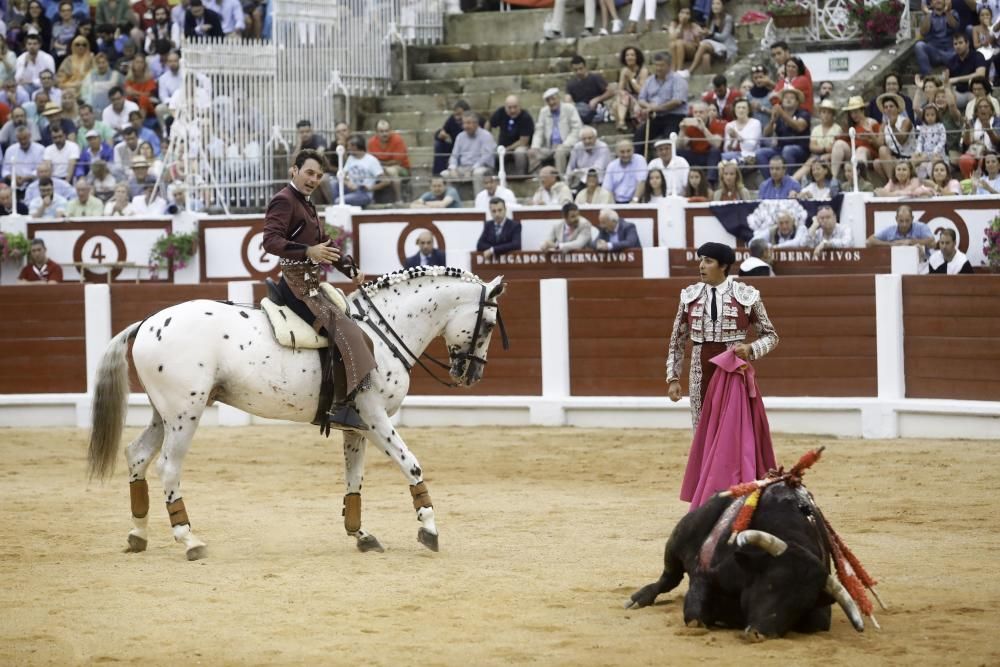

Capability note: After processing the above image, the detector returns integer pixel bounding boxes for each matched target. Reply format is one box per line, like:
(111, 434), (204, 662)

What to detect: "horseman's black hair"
(294, 148), (330, 172)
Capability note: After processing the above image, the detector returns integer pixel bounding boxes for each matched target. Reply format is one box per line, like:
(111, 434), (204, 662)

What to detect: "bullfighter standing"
(665, 242), (780, 507)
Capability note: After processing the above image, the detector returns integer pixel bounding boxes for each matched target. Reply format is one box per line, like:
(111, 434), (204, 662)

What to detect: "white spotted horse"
(88, 266), (508, 560)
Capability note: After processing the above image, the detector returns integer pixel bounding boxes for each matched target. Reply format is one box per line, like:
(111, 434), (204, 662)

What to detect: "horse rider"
(263, 148), (375, 432)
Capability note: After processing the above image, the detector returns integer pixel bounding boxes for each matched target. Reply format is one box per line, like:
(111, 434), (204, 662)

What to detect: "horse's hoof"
(186, 545), (208, 561)
(125, 534), (147, 553)
(356, 534), (385, 553)
(417, 528), (439, 552)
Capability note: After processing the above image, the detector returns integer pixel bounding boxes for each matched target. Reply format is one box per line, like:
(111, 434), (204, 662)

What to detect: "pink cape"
(679, 349), (777, 509)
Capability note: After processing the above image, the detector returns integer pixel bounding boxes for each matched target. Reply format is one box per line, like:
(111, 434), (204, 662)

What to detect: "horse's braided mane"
(360, 266), (483, 295)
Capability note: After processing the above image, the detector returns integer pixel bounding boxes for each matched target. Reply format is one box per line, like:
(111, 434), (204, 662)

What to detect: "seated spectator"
(185, 0), (224, 38)
(690, 2), (736, 76)
(962, 77), (1000, 122)
(15, 34), (55, 97)
(702, 75), (740, 122)
(145, 6), (178, 51)
(772, 57), (813, 113)
(24, 161), (74, 202)
(924, 158), (962, 195)
(747, 64), (775, 127)
(64, 177), (105, 217)
(614, 46), (649, 132)
(29, 177), (68, 218)
(720, 99), (762, 165)
(57, 35), (93, 88)
(758, 155), (801, 199)
(866, 205), (935, 257)
(565, 125), (611, 189)
(712, 159), (750, 201)
(841, 164), (875, 193)
(914, 0), (959, 76)
(432, 100), (471, 176)
(973, 151), (1000, 194)
(0, 80), (30, 111)
(487, 95), (533, 177)
(666, 7), (702, 72)
(797, 160), (839, 200)
(128, 110), (159, 155)
(633, 51), (688, 157)
(928, 227), (974, 273)
(875, 160), (933, 197)
(866, 73), (915, 124)
(474, 169), (517, 212)
(51, 2), (80, 64)
(42, 126), (79, 180)
(677, 101), (724, 184)
(3, 126), (46, 189)
(167, 184), (206, 214)
(88, 159), (117, 201)
(101, 85), (139, 132)
(831, 96), (881, 181)
(138, 141), (162, 179)
(530, 87), (582, 175)
(131, 176), (167, 215)
(566, 55), (613, 125)
(330, 134), (388, 208)
(804, 205), (853, 257)
(793, 98), (841, 182)
(875, 92), (916, 182)
(531, 165), (573, 206)
(540, 202), (593, 252)
(815, 80), (834, 107)
(411, 176), (460, 208)
(105, 181), (137, 216)
(959, 96), (1000, 177)
(755, 210), (807, 248)
(82, 51), (122, 115)
(683, 168), (712, 201)
(442, 111), (495, 195)
(593, 208), (640, 250)
(404, 230), (446, 268)
(948, 33), (987, 112)
(738, 238), (774, 277)
(574, 168), (614, 205)
(123, 54), (157, 121)
(294, 118), (326, 153)
(755, 87), (810, 179)
(638, 167), (668, 203)
(476, 197), (521, 258)
(75, 103), (115, 149)
(213, 0), (247, 36)
(911, 104), (948, 179)
(155, 49), (181, 127)
(126, 156), (151, 197)
(368, 119), (410, 203)
(0, 183), (29, 216)
(646, 138), (689, 196)
(603, 139), (647, 203)
(17, 238), (63, 283)
(39, 101), (76, 146)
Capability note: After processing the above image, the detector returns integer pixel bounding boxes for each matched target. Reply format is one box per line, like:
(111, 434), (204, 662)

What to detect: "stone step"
(411, 52), (622, 81)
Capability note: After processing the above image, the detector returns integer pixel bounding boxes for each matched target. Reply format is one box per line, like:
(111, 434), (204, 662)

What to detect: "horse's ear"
(487, 276), (507, 300)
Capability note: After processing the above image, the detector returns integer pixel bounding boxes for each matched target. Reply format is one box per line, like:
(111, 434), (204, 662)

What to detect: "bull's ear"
(487, 276), (507, 300)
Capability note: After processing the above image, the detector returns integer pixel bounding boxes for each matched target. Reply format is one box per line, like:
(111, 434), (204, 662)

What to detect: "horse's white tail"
(88, 321), (143, 480)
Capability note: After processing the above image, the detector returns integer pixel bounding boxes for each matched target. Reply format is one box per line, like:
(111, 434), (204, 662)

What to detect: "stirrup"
(327, 404), (369, 433)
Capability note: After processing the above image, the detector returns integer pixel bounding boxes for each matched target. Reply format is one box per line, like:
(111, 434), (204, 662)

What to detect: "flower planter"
(771, 11), (811, 28)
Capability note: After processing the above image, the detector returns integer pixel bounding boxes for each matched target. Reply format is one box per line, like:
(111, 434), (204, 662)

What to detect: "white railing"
(763, 0), (911, 44)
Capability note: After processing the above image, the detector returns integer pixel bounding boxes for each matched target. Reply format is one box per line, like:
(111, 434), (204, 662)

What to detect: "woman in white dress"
(720, 99), (761, 164)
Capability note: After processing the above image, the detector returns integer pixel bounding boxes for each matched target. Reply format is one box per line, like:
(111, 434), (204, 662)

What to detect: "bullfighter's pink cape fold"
(680, 349), (776, 509)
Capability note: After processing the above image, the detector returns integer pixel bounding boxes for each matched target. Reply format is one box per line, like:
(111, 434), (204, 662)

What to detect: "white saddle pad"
(260, 283), (350, 350)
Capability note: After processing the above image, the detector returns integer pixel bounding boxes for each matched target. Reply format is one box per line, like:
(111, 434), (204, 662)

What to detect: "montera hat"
(697, 241), (736, 267)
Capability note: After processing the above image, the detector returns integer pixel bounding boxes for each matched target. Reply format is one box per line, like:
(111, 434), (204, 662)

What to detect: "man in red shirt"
(676, 101), (725, 185)
(367, 119), (411, 204)
(18, 238), (63, 283)
(701, 74), (741, 122)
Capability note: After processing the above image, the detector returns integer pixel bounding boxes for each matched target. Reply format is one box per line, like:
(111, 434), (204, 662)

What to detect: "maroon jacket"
(262, 184), (352, 274)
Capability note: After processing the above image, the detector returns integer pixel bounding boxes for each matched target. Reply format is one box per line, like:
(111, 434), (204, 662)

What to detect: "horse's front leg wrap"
(130, 479), (149, 518)
(410, 482), (433, 510)
(166, 498), (190, 527)
(343, 493), (362, 534)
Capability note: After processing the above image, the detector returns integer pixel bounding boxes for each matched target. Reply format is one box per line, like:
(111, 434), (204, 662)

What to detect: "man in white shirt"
(804, 205), (854, 257)
(102, 86), (140, 133)
(24, 160), (75, 203)
(29, 178), (68, 218)
(329, 134), (387, 208)
(205, 0), (245, 35)
(42, 127), (80, 180)
(646, 139), (689, 197)
(113, 127), (142, 179)
(131, 177), (168, 215)
(474, 170), (517, 212)
(156, 50), (182, 127)
(2, 126), (46, 186)
(565, 125), (611, 189)
(14, 33), (56, 95)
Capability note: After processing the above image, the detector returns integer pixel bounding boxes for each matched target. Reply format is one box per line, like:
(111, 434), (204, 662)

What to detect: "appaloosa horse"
(88, 267), (508, 560)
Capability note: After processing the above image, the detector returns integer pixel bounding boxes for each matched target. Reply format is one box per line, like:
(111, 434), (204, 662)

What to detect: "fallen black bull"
(626, 447), (886, 640)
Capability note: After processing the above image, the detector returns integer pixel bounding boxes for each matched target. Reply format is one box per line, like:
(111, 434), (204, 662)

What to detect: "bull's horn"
(736, 530), (788, 557)
(825, 575), (865, 632)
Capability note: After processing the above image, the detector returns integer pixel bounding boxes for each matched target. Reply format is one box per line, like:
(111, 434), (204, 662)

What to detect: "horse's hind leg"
(123, 410), (165, 553)
(343, 431), (383, 553)
(156, 408), (208, 561)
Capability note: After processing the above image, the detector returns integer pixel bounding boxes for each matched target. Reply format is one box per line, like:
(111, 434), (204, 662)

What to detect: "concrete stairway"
(356, 6), (767, 203)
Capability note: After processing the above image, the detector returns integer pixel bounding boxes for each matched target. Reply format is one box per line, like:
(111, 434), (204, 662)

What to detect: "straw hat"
(842, 96), (866, 112)
(132, 157), (149, 169)
(817, 99), (838, 113)
(876, 92), (905, 114)
(542, 87), (560, 100)
(778, 86), (805, 104)
(41, 102), (61, 117)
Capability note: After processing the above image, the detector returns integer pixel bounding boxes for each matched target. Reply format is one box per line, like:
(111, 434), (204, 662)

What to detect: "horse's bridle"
(353, 283), (509, 388)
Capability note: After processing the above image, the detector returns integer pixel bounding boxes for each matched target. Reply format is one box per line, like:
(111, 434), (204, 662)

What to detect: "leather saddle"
(260, 277), (351, 350)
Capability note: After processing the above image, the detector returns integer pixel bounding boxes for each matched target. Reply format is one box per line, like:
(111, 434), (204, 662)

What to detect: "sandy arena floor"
(1, 425), (999, 666)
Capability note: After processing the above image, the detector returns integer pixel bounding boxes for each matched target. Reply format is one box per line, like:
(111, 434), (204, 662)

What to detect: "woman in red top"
(124, 53), (158, 119)
(772, 57), (813, 113)
(831, 96), (881, 181)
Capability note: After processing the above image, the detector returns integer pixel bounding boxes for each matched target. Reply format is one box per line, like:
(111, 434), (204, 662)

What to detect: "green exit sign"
(829, 57), (849, 73)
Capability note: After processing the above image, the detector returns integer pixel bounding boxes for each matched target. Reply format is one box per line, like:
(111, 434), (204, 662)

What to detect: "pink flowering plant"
(846, 0), (902, 46)
(0, 231), (30, 262)
(984, 215), (1000, 268)
(148, 231), (198, 278)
